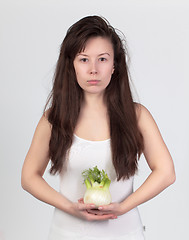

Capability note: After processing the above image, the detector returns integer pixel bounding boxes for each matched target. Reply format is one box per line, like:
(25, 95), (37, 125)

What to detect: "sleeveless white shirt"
(48, 134), (145, 240)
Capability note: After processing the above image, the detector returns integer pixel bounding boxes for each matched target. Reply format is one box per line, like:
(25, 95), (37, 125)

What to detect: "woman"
(21, 16), (176, 239)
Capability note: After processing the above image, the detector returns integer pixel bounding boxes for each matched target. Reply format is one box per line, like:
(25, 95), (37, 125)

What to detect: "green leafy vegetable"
(82, 166), (111, 206)
(82, 166), (111, 189)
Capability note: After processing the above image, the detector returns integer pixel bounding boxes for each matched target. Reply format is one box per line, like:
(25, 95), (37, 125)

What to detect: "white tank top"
(48, 134), (145, 240)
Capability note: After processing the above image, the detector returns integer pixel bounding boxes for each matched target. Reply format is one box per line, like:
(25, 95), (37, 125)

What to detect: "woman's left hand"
(78, 198), (125, 218)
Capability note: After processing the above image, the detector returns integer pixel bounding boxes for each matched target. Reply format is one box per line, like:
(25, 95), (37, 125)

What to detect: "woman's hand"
(76, 198), (122, 219)
(71, 198), (117, 221)
(86, 202), (124, 217)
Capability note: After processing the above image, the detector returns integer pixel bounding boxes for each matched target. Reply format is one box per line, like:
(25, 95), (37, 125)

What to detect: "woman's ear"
(112, 66), (115, 74)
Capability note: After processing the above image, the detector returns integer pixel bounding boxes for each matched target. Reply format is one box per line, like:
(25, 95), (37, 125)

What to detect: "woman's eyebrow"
(98, 53), (110, 56)
(77, 53), (110, 57)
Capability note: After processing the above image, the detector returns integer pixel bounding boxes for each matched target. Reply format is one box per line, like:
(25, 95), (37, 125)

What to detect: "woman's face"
(73, 37), (114, 96)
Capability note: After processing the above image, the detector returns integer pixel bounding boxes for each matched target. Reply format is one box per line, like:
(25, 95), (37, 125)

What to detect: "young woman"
(21, 16), (176, 240)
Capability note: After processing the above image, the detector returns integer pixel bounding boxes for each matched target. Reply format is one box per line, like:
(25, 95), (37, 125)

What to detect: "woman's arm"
(94, 104), (176, 216)
(21, 112), (116, 221)
(21, 112), (73, 212)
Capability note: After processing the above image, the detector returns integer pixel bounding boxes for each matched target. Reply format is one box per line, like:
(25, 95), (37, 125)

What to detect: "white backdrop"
(0, 0), (188, 239)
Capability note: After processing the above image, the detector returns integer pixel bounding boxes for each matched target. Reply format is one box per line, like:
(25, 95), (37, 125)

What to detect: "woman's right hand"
(70, 199), (117, 221)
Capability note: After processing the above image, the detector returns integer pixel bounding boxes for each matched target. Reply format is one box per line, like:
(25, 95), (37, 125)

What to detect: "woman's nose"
(90, 70), (97, 74)
(89, 61), (98, 75)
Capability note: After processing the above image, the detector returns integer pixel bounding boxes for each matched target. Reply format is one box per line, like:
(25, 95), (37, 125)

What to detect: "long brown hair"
(43, 15), (144, 181)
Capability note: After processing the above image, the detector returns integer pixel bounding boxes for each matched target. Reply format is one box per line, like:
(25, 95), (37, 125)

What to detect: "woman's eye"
(80, 58), (88, 62)
(99, 57), (106, 62)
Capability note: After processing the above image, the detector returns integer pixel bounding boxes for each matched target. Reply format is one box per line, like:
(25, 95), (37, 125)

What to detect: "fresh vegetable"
(82, 166), (111, 207)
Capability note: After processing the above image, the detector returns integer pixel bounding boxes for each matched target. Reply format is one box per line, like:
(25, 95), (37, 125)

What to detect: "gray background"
(0, 0), (188, 239)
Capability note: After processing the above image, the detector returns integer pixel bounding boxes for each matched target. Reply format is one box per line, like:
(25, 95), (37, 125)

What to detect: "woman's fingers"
(88, 213), (117, 220)
(78, 198), (84, 203)
(87, 209), (113, 215)
(97, 202), (122, 217)
(98, 204), (113, 211)
(76, 200), (118, 220)
(78, 202), (96, 211)
(87, 209), (104, 215)
(74, 201), (117, 220)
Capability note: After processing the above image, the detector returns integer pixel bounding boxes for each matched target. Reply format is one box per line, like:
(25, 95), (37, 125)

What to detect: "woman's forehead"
(78, 37), (113, 54)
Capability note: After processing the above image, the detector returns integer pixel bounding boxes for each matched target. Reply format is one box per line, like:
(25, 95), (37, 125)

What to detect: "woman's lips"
(87, 80), (100, 84)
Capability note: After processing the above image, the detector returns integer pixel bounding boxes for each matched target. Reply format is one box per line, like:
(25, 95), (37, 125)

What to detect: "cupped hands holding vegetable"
(70, 166), (124, 221)
(79, 166), (125, 219)
(72, 199), (118, 221)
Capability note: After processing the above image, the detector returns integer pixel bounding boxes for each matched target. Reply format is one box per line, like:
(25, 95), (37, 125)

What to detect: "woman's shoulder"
(134, 102), (158, 132)
(134, 102), (150, 118)
(134, 102), (145, 119)
(38, 108), (52, 130)
(43, 108), (51, 119)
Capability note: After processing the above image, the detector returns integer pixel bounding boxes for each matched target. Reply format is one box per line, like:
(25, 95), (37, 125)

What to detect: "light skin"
(73, 36), (114, 111)
(21, 37), (176, 221)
